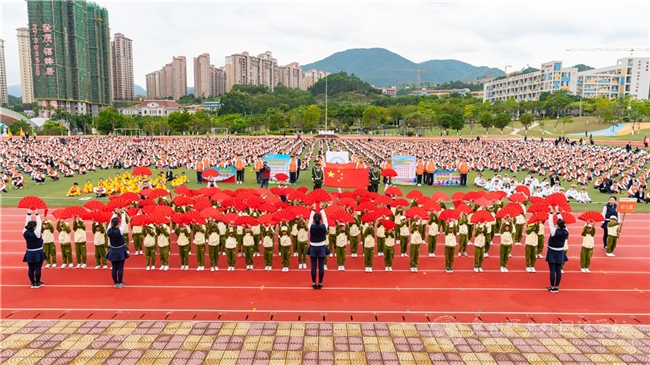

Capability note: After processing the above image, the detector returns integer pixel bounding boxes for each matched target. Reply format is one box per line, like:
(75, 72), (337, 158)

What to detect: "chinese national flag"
(324, 163), (369, 188)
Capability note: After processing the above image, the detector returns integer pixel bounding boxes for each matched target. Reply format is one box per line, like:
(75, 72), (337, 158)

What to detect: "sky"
(2, 0), (649, 91)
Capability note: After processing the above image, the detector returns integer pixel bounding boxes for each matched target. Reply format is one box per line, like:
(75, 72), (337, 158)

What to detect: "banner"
(391, 155), (416, 185)
(326, 151), (349, 164)
(433, 170), (461, 186)
(264, 154), (291, 183)
(324, 163), (369, 188)
(203, 167), (235, 183)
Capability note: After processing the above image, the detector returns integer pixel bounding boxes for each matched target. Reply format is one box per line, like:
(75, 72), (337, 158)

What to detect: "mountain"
(134, 85), (146, 96)
(188, 87), (194, 95)
(301, 48), (504, 87)
(8, 85), (22, 97)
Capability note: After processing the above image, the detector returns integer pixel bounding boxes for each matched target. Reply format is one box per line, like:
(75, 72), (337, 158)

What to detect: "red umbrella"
(132, 166), (152, 176)
(380, 168), (398, 177)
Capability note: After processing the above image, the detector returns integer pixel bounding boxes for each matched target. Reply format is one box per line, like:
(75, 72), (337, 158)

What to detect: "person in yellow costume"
(179, 172), (189, 185)
(104, 179), (115, 195)
(171, 175), (182, 188)
(66, 182), (82, 196)
(83, 179), (93, 194)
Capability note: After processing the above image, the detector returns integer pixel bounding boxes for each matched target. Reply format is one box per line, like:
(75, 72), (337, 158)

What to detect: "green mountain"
(301, 48), (504, 87)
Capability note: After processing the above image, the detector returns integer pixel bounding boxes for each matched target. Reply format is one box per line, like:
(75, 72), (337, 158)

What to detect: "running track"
(1, 208), (648, 324)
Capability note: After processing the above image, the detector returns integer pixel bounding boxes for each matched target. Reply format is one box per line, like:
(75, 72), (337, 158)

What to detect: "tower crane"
(388, 67), (426, 85)
(566, 48), (650, 55)
(504, 64), (512, 74)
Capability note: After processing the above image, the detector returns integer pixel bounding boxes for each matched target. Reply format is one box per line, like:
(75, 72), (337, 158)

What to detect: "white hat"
(609, 216), (618, 221)
(281, 226), (288, 231)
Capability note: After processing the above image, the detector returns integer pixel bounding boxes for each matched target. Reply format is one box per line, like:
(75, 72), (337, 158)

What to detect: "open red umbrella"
(132, 166), (152, 176)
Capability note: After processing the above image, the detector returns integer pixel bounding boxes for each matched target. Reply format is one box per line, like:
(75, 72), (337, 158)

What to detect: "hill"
(302, 48), (504, 87)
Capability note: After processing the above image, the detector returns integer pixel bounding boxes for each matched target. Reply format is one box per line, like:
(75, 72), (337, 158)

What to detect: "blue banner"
(264, 154), (291, 183)
(204, 167), (236, 183)
(391, 155), (416, 185)
(433, 170), (461, 186)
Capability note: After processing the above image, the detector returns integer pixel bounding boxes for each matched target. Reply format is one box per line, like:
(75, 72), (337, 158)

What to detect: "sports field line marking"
(1, 266), (650, 274)
(1, 283), (647, 292)
(1, 307), (648, 317)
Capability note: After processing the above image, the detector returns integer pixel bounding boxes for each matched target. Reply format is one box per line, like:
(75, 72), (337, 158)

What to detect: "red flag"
(324, 163), (369, 188)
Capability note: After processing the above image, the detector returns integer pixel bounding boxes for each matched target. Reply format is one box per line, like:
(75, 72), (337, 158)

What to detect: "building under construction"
(27, 0), (111, 117)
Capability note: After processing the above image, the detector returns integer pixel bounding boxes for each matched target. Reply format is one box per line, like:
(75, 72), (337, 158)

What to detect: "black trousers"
(310, 256), (325, 284)
(28, 261), (43, 284)
(236, 170), (244, 182)
(196, 171), (202, 183)
(111, 260), (125, 284)
(426, 172), (434, 186)
(260, 179), (269, 189)
(313, 181), (322, 190)
(416, 174), (422, 185)
(602, 226), (608, 248)
(290, 172), (297, 184)
(460, 174), (468, 187)
(548, 262), (562, 287)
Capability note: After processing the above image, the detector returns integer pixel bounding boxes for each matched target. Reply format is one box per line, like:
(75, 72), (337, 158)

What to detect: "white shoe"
(526, 267), (531, 272)
(293, 252), (298, 257)
(324, 265), (328, 270)
(484, 253), (489, 257)
(140, 250), (143, 255)
(76, 264), (81, 268)
(458, 253), (461, 257)
(164, 266), (169, 271)
(585, 268), (590, 273)
(468, 241), (473, 246)
(474, 268), (479, 272)
(368, 268), (372, 273)
(81, 264), (86, 268)
(214, 267), (219, 271)
(388, 267), (392, 272)
(135, 251), (139, 256)
(500, 267), (505, 272)
(45, 264), (51, 268)
(197, 266), (202, 271)
(52, 264), (57, 268)
(365, 267), (369, 272)
(515, 242), (521, 246)
(330, 253), (334, 257)
(428, 253), (433, 257)
(463, 252), (468, 257)
(146, 266), (151, 271)
(503, 267), (509, 273)
(160, 266), (164, 270)
(606, 253), (615, 257)
(413, 268), (417, 273)
(495, 234), (500, 237)
(478, 268), (483, 272)
(537, 254), (543, 258)
(431, 253), (436, 257)
(95, 266), (100, 269)
(222, 252), (226, 256)
(508, 254), (512, 257)
(531, 267), (536, 273)
(561, 270), (565, 274)
(211, 267), (215, 272)
(581, 268), (586, 273)
(61, 264), (66, 268)
(409, 267), (414, 272)
(103, 265), (108, 269)
(238, 253), (242, 257)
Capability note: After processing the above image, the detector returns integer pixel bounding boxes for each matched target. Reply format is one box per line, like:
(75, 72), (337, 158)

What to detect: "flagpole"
(325, 69), (328, 132)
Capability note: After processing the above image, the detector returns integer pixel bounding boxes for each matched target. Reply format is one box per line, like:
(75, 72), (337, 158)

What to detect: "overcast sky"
(2, 0), (649, 90)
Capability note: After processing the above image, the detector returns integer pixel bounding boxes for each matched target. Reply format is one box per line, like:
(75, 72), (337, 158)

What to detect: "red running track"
(1, 208), (648, 324)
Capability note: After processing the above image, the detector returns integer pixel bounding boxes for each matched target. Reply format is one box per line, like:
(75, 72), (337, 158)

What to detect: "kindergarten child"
(92, 220), (108, 269)
(72, 218), (87, 268)
(225, 228), (238, 271)
(606, 216), (620, 257)
(243, 227), (255, 270)
(42, 217), (57, 268)
(296, 219), (309, 270)
(156, 224), (171, 271)
(580, 223), (596, 273)
(499, 219), (514, 272)
(458, 213), (469, 257)
(193, 222), (207, 271)
(207, 219), (220, 271)
(66, 182), (82, 197)
(409, 220), (425, 272)
(279, 226), (292, 271)
(525, 223), (539, 273)
(335, 223), (348, 271)
(143, 224), (157, 270)
(362, 223), (376, 272)
(56, 219), (73, 268)
(349, 215), (361, 257)
(473, 223), (486, 272)
(262, 224), (275, 271)
(175, 223), (191, 270)
(444, 219), (458, 273)
(383, 228), (396, 272)
(427, 214), (439, 257)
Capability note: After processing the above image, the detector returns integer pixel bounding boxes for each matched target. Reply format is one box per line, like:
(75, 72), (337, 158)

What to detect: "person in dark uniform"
(369, 164), (380, 192)
(306, 208), (329, 289)
(23, 209), (46, 288)
(106, 210), (129, 288)
(312, 161), (324, 190)
(600, 196), (620, 250)
(546, 207), (569, 293)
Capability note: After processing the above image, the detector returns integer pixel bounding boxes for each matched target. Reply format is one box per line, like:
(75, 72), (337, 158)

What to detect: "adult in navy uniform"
(106, 210), (129, 288)
(23, 209), (46, 288)
(600, 196), (620, 250)
(546, 207), (569, 293)
(306, 207), (329, 289)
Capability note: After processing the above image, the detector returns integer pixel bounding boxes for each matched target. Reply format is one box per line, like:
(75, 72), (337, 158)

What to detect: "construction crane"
(566, 48), (650, 55)
(388, 67), (426, 85)
(504, 64), (512, 74)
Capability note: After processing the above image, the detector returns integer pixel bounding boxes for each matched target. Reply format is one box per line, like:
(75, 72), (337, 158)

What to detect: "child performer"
(193, 222), (207, 271)
(296, 219), (309, 270)
(525, 222), (539, 273)
(143, 224), (157, 270)
(409, 219), (425, 272)
(537, 218), (545, 259)
(72, 218), (87, 268)
(92, 220), (108, 269)
(444, 219), (458, 273)
(57, 219), (72, 268)
(176, 222), (191, 270)
(349, 215), (361, 258)
(156, 224), (171, 271)
(335, 223), (348, 271)
(132, 219), (144, 256)
(262, 223), (275, 271)
(279, 226), (292, 272)
(397, 211), (410, 257)
(376, 220), (386, 257)
(514, 207), (526, 246)
(499, 219), (515, 272)
(362, 223), (376, 273)
(243, 226), (255, 270)
(427, 214), (439, 257)
(384, 227), (396, 271)
(458, 213), (469, 257)
(42, 217), (57, 268)
(207, 219), (220, 271)
(225, 228), (238, 271)
(606, 216), (620, 257)
(473, 223), (486, 272)
(580, 222), (596, 273)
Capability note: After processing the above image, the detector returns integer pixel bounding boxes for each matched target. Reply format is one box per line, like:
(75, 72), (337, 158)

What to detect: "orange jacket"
(196, 161), (204, 172)
(416, 163), (424, 175)
(289, 159), (297, 173)
(458, 162), (469, 174)
(426, 162), (435, 173)
(235, 159), (244, 171)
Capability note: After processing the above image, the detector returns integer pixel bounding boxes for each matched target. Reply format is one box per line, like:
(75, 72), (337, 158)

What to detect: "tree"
(302, 105), (321, 132)
(438, 113), (452, 132)
(217, 114), (248, 133)
(217, 91), (251, 116)
(361, 105), (382, 132)
(628, 100), (648, 135)
(95, 107), (123, 134)
(167, 110), (192, 133)
(265, 108), (285, 132)
(493, 113), (511, 134)
(404, 111), (431, 136)
(559, 116), (573, 135)
(450, 109), (465, 135)
(519, 113), (535, 136)
(479, 111), (493, 135)
(504, 97), (519, 119)
(594, 97), (615, 124)
(8, 120), (32, 135)
(463, 104), (478, 134)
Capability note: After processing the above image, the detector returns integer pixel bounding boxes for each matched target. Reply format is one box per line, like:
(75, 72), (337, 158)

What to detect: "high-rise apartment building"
(145, 71), (161, 99)
(27, 0), (111, 117)
(170, 56), (187, 100)
(16, 28), (34, 104)
(0, 39), (7, 106)
(160, 63), (173, 99)
(194, 53), (211, 98)
(225, 51), (278, 92)
(278, 62), (304, 90)
(210, 66), (227, 97)
(151, 56), (187, 100)
(303, 69), (328, 90)
(111, 33), (134, 100)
